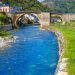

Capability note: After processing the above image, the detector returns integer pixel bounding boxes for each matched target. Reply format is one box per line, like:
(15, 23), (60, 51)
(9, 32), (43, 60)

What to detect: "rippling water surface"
(0, 26), (59, 75)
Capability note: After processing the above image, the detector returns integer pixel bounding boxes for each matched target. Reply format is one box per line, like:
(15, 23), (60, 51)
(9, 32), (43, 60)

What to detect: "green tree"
(0, 13), (12, 25)
(3, 0), (49, 12)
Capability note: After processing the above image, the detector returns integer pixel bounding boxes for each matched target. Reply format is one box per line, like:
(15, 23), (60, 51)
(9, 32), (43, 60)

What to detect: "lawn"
(51, 22), (75, 75)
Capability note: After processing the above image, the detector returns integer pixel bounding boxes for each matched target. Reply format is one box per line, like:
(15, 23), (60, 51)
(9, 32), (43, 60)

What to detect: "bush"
(70, 20), (75, 22)
(0, 30), (11, 37)
(0, 13), (12, 25)
(27, 19), (34, 24)
(0, 13), (5, 25)
(17, 18), (34, 27)
(22, 18), (34, 24)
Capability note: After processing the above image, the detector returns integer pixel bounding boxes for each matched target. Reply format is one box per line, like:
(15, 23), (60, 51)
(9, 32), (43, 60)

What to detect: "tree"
(3, 0), (49, 11)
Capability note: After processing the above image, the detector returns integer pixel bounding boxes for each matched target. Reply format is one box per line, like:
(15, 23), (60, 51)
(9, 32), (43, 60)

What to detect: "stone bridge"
(12, 11), (75, 28)
(50, 13), (75, 23)
(12, 11), (51, 28)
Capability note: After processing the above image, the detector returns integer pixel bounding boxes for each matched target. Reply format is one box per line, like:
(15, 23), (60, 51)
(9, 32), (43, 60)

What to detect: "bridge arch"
(51, 14), (63, 23)
(14, 13), (41, 27)
(13, 12), (51, 28)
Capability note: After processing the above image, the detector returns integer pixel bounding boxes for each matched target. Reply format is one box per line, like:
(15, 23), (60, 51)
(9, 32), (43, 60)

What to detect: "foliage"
(17, 18), (34, 27)
(0, 13), (6, 25)
(43, 0), (75, 13)
(51, 21), (75, 75)
(0, 30), (11, 37)
(3, 0), (49, 12)
(0, 13), (12, 25)
(23, 18), (34, 24)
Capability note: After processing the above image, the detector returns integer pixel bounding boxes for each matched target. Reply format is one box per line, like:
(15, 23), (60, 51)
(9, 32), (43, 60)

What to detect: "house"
(0, 2), (10, 12)
(0, 1), (22, 13)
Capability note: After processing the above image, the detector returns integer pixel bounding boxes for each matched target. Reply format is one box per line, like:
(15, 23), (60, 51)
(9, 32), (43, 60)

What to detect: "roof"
(0, 1), (10, 7)
(0, 2), (3, 6)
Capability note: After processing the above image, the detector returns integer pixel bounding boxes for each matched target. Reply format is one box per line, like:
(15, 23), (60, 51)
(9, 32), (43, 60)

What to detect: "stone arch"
(51, 14), (63, 22)
(29, 13), (41, 23)
(13, 12), (51, 28)
(14, 13), (41, 26)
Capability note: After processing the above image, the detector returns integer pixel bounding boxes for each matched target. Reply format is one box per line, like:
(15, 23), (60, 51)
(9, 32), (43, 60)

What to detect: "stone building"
(0, 1), (22, 13)
(0, 1), (10, 12)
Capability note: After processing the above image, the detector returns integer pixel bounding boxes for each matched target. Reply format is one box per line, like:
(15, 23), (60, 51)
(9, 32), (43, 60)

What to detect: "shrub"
(0, 13), (5, 25)
(27, 19), (34, 24)
(0, 30), (11, 37)
(17, 18), (35, 27)
(0, 13), (12, 25)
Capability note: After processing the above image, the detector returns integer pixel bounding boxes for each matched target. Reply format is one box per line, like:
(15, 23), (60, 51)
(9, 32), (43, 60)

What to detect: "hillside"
(2, 0), (49, 12)
(2, 0), (75, 13)
(44, 0), (75, 2)
(42, 0), (75, 13)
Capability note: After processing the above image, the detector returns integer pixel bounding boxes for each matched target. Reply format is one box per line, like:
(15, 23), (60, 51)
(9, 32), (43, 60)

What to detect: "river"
(0, 25), (59, 75)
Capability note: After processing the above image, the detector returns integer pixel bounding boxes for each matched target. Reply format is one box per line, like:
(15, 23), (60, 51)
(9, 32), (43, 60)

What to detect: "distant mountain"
(43, 0), (75, 2)
(42, 0), (75, 13)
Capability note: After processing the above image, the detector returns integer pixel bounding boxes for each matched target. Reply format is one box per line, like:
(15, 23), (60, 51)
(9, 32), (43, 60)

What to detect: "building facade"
(0, 6), (10, 12)
(0, 2), (10, 12)
(0, 1), (22, 13)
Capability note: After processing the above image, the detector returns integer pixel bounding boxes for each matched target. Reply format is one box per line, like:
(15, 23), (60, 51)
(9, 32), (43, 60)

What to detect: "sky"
(38, 0), (44, 2)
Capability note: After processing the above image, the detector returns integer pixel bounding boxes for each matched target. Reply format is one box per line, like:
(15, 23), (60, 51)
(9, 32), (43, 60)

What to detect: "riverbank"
(51, 22), (75, 75)
(0, 36), (14, 49)
(41, 25), (68, 75)
(50, 29), (68, 75)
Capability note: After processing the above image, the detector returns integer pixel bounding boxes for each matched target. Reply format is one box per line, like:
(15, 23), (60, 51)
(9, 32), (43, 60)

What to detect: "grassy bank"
(0, 30), (12, 37)
(51, 22), (75, 75)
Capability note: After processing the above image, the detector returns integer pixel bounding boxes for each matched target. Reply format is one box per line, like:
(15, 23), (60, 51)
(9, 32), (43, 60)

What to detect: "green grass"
(0, 30), (12, 37)
(51, 22), (75, 75)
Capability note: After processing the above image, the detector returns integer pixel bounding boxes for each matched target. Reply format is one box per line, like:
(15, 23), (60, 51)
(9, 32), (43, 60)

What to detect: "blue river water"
(0, 26), (59, 75)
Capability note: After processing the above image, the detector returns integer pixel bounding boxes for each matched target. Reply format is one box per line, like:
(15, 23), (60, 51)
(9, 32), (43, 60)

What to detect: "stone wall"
(50, 29), (68, 75)
(63, 14), (75, 22)
(0, 25), (12, 31)
(50, 13), (75, 23)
